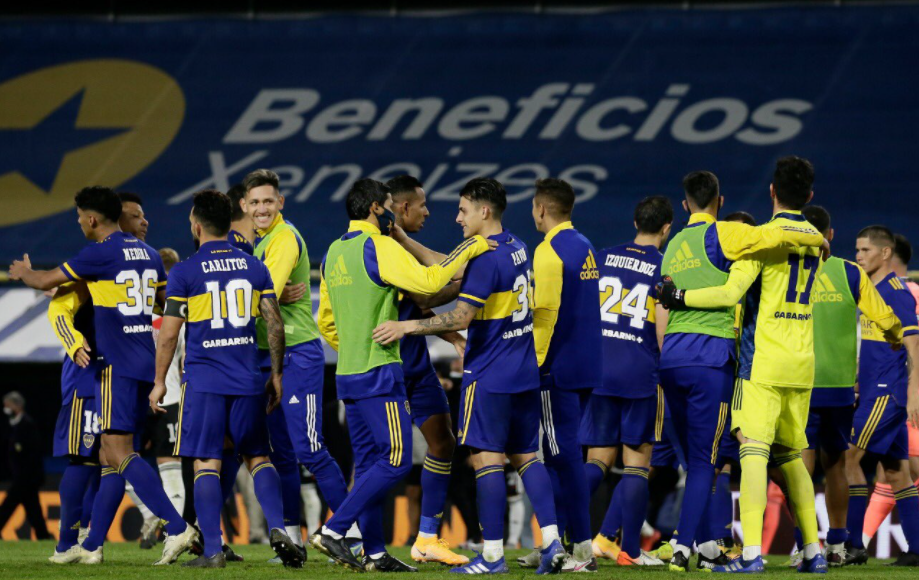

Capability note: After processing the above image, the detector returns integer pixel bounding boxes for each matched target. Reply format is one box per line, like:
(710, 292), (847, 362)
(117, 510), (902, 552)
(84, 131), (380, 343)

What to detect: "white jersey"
(152, 314), (185, 407)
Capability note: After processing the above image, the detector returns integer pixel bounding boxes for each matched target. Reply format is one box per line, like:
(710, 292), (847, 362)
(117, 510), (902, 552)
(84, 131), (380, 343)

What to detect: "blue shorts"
(580, 390), (662, 448)
(177, 387), (271, 460)
(96, 366), (151, 441)
(807, 405), (854, 454)
(651, 436), (682, 469)
(405, 372), (450, 429)
(459, 383), (540, 454)
(852, 396), (908, 460)
(53, 396), (100, 459)
(660, 363), (733, 469)
(540, 386), (589, 458)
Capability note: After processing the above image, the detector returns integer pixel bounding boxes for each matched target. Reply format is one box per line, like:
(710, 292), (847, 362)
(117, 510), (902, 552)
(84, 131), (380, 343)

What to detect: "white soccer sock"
(742, 545), (761, 561)
(345, 522), (362, 541)
(674, 543), (691, 558)
(125, 482), (154, 520)
(803, 542), (821, 560)
(540, 524), (560, 547)
(322, 525), (343, 540)
(641, 520), (655, 537)
(300, 482), (321, 535)
(573, 540), (592, 562)
(483, 539), (504, 563)
(699, 540), (721, 559)
(369, 552), (385, 560)
(286, 524), (303, 547)
(158, 461), (185, 516)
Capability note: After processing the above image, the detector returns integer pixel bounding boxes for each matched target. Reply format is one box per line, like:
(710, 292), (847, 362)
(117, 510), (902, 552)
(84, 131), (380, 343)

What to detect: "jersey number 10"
(205, 279), (254, 329)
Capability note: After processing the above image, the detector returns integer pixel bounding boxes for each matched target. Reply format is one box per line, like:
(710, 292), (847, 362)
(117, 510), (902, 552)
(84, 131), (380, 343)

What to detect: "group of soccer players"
(7, 153), (919, 572)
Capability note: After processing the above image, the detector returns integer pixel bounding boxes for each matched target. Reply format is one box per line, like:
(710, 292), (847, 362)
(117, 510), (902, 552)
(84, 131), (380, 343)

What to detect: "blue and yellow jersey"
(457, 230), (539, 395)
(48, 282), (97, 403)
(61, 231), (166, 382)
(859, 272), (919, 407)
(398, 298), (438, 382)
(532, 222), (602, 391)
(595, 242), (663, 398)
(228, 229), (254, 255)
(164, 240), (275, 396)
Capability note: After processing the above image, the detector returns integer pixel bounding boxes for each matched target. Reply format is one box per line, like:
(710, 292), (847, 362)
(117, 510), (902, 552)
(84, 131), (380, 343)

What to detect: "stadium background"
(0, 0), (916, 558)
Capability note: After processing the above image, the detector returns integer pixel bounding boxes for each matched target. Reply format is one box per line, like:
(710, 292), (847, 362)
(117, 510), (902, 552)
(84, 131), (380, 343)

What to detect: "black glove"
(657, 276), (687, 310)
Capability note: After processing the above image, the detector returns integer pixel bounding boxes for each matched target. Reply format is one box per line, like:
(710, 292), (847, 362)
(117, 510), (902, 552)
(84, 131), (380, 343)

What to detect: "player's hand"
(372, 321), (407, 346)
(266, 373), (283, 414)
(820, 239), (832, 262)
(656, 276), (687, 310)
(390, 224), (407, 243)
(486, 239), (498, 251)
(452, 337), (466, 360)
(886, 330), (903, 351)
(8, 253), (31, 281)
(73, 344), (91, 368)
(149, 382), (168, 414)
(279, 282), (307, 305)
(908, 396), (919, 430)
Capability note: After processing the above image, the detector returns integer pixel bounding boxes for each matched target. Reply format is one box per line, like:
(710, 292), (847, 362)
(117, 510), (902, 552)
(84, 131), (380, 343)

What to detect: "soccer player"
(151, 189), (302, 568)
(314, 177), (491, 572)
(386, 175), (470, 566)
(8, 186), (197, 565)
(659, 157), (829, 573)
(844, 225), (919, 566)
(47, 281), (101, 563)
(118, 192), (149, 242)
(244, 169), (353, 554)
(798, 206), (901, 565)
(372, 178), (568, 575)
(227, 183), (255, 254)
(582, 195), (672, 567)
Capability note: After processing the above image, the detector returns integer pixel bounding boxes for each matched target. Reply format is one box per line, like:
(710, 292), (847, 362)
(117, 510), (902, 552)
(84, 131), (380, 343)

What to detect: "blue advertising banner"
(0, 6), (917, 268)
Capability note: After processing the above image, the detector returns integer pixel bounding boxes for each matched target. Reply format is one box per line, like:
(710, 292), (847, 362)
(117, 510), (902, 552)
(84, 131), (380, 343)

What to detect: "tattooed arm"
(906, 334), (919, 430)
(260, 293), (286, 412)
(372, 301), (479, 346)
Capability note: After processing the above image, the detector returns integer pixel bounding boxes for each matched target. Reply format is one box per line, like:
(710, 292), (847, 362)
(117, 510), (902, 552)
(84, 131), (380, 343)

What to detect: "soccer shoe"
(889, 551), (919, 566)
(697, 551), (732, 571)
(536, 539), (568, 574)
(797, 553), (827, 573)
(348, 538), (365, 559)
(824, 543), (846, 568)
(561, 556), (598, 572)
(363, 552), (419, 572)
(617, 550), (665, 566)
(668, 550), (689, 572)
(649, 541), (674, 562)
(49, 545), (83, 564)
(154, 523), (198, 565)
(412, 537), (470, 565)
(77, 527), (89, 546)
(222, 544), (244, 562)
(139, 516), (162, 550)
(269, 528), (305, 568)
(713, 555), (765, 573)
(78, 545), (104, 565)
(843, 545), (868, 566)
(182, 552), (227, 568)
(449, 553), (509, 574)
(310, 531), (365, 572)
(517, 548), (542, 568)
(783, 550), (803, 567)
(591, 534), (620, 560)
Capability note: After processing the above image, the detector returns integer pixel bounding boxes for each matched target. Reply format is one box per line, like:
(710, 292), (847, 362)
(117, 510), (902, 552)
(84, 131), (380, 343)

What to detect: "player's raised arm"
(659, 259), (762, 310)
(715, 215), (826, 261)
(47, 282), (91, 367)
(9, 254), (70, 291)
(405, 281), (462, 311)
(372, 300), (479, 345)
(849, 260), (903, 347)
(374, 234), (492, 296)
(391, 223), (449, 266)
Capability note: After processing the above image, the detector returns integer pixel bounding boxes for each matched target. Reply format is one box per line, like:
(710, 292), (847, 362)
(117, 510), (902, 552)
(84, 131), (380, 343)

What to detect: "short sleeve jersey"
(859, 272), (919, 407)
(61, 231), (166, 381)
(165, 240), (275, 396)
(456, 230), (539, 394)
(597, 243), (663, 398)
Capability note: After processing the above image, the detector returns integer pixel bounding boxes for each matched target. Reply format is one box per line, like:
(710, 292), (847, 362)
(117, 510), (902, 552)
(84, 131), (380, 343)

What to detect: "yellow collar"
(688, 213), (717, 225)
(545, 221), (573, 242)
(256, 212), (284, 237)
(348, 220), (381, 235)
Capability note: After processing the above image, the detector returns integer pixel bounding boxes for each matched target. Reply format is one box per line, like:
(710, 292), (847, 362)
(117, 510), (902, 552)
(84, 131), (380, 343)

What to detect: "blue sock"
(220, 450), (239, 507)
(57, 464), (95, 551)
(118, 453), (186, 536)
(895, 486), (919, 554)
(194, 470), (223, 558)
(274, 459), (302, 527)
(794, 527), (804, 551)
(475, 466), (507, 541)
(827, 527), (847, 546)
(674, 462), (715, 549)
(81, 468), (125, 551)
(517, 459), (557, 528)
(309, 450), (350, 512)
(847, 485), (869, 549)
(618, 467), (649, 557)
(358, 502), (386, 555)
(585, 460), (608, 497)
(420, 454), (452, 536)
(251, 462), (286, 531)
(599, 481), (623, 539)
(709, 471), (733, 541)
(80, 467), (100, 529)
(546, 465), (568, 539)
(546, 451), (591, 543)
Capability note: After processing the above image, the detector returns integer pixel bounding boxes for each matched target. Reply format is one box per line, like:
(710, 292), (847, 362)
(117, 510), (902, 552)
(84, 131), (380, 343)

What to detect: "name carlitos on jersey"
(201, 258), (249, 273)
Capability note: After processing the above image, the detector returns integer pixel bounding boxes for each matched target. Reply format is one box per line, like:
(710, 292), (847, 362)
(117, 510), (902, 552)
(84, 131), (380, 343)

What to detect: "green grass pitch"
(0, 541), (915, 578)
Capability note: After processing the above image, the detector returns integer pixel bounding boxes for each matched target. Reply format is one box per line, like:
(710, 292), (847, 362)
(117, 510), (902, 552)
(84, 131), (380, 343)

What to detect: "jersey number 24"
(600, 276), (651, 329)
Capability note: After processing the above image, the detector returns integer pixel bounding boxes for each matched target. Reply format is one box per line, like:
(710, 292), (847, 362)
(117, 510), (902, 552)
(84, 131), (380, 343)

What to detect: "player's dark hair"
(75, 186), (122, 223)
(682, 171), (720, 209)
(346, 178), (391, 220)
(773, 156), (814, 210)
(534, 178), (576, 218)
(386, 175), (424, 201)
(724, 211), (757, 226)
(857, 225), (896, 249)
(226, 183), (247, 221)
(802, 205), (831, 236)
(895, 233), (912, 266)
(192, 189), (232, 237)
(117, 191), (143, 206)
(460, 178), (507, 219)
(634, 196), (673, 234)
(244, 169), (280, 194)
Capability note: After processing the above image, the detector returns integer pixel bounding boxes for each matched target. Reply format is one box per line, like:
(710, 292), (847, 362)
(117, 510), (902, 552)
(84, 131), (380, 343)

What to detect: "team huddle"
(8, 154), (919, 573)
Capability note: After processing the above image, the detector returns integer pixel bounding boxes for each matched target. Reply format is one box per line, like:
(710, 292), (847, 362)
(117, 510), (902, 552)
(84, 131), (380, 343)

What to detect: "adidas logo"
(289, 395), (300, 404)
(669, 241), (701, 273)
(580, 251), (599, 280)
(327, 254), (353, 288)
